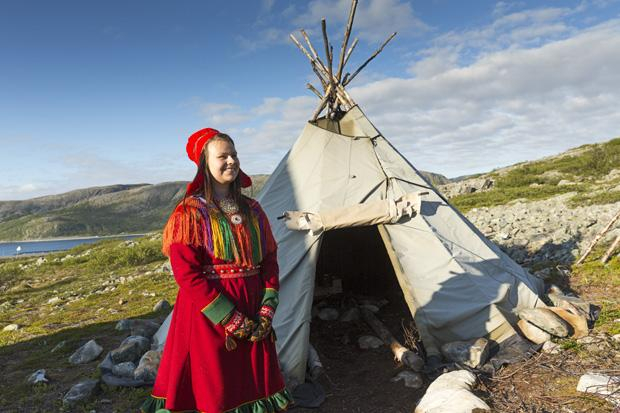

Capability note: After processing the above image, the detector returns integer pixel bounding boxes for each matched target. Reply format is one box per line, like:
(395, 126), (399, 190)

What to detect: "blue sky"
(1, 0), (619, 200)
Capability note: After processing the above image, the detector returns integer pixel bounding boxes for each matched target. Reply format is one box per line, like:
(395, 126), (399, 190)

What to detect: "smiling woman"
(141, 128), (292, 413)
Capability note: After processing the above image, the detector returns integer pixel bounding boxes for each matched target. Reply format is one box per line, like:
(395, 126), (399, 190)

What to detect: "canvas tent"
(154, 0), (546, 391)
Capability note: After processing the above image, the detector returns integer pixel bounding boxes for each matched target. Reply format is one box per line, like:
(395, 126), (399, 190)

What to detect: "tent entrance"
(315, 225), (401, 298)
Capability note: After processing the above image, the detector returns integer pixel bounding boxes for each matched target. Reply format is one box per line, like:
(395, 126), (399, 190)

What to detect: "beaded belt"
(203, 264), (261, 280)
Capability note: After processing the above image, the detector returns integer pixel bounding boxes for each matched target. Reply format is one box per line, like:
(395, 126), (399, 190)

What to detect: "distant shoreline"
(0, 233), (149, 245)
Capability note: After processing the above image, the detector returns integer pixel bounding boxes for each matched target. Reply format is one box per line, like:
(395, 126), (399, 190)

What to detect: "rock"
(153, 299), (172, 313)
(558, 180), (575, 186)
(47, 296), (61, 304)
(134, 350), (162, 383)
(69, 339), (103, 364)
(317, 308), (339, 321)
(358, 335), (383, 349)
(518, 320), (551, 344)
(339, 307), (360, 322)
(542, 340), (561, 354)
(547, 292), (593, 321)
(98, 352), (114, 375)
(35, 257), (46, 265)
(158, 261), (172, 274)
(115, 319), (160, 338)
(62, 379), (100, 406)
(576, 373), (620, 403)
(112, 361), (136, 378)
(518, 308), (570, 337)
(101, 373), (146, 387)
(110, 335), (150, 364)
(415, 370), (490, 413)
(547, 307), (588, 338)
(440, 338), (490, 368)
(391, 371), (424, 389)
(612, 334), (620, 343)
(27, 369), (49, 384)
(2, 323), (19, 332)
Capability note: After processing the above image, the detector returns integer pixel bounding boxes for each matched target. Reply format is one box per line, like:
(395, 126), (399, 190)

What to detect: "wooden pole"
(312, 83), (332, 121)
(344, 32), (397, 86)
(576, 209), (620, 265)
(300, 29), (323, 66)
(343, 38), (359, 69)
(336, 0), (358, 81)
(360, 307), (424, 371)
(321, 19), (335, 115)
(601, 233), (620, 264)
(306, 83), (323, 99)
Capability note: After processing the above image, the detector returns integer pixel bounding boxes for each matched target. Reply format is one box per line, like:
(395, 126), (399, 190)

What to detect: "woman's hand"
(250, 305), (275, 342)
(222, 310), (255, 341)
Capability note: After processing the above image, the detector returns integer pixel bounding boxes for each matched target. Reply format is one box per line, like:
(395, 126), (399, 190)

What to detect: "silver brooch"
(230, 214), (243, 225)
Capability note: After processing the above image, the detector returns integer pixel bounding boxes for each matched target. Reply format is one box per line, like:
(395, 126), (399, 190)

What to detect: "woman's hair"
(186, 133), (250, 216)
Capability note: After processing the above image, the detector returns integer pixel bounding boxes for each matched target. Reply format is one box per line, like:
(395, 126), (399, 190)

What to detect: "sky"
(1, 0), (619, 200)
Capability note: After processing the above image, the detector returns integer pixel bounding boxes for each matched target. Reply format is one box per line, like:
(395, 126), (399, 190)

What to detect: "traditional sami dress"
(141, 196), (292, 413)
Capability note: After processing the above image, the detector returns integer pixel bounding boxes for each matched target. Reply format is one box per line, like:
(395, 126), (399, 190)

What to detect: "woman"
(141, 128), (292, 413)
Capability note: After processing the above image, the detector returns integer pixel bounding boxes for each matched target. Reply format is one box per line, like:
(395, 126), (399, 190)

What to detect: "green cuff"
(261, 288), (279, 309)
(201, 293), (235, 324)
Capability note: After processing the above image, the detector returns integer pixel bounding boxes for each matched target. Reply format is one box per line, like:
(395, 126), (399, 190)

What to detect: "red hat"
(185, 128), (252, 195)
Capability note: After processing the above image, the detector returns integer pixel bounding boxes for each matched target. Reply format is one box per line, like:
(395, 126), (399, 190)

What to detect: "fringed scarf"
(161, 197), (276, 267)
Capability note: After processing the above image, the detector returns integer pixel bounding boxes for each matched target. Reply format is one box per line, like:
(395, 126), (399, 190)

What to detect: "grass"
(450, 137), (620, 212)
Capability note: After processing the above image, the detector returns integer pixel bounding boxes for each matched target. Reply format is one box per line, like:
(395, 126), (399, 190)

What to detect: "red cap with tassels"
(185, 128), (252, 195)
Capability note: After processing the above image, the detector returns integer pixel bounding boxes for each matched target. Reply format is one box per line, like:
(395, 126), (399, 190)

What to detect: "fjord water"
(0, 234), (145, 257)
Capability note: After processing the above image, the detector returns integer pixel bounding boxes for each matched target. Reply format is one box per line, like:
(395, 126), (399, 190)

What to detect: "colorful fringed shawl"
(162, 197), (276, 267)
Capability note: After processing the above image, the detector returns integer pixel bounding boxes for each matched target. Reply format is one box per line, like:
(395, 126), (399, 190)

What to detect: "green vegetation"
(451, 138), (620, 212)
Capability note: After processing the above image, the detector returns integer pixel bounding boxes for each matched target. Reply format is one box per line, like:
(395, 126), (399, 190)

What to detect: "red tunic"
(141, 198), (292, 413)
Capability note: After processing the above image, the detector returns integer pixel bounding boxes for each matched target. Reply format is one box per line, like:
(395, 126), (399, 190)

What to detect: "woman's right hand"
(222, 309), (255, 340)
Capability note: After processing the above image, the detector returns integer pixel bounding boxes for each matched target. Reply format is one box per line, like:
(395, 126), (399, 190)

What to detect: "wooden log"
(359, 307), (424, 371)
(336, 0), (358, 81)
(576, 209), (620, 264)
(344, 32), (397, 86)
(601, 233), (620, 264)
(306, 83), (323, 99)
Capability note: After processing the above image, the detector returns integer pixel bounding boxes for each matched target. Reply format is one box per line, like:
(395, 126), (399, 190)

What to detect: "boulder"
(576, 373), (620, 404)
(415, 370), (490, 412)
(69, 340), (103, 364)
(62, 379), (100, 406)
(547, 307), (588, 339)
(517, 319), (551, 344)
(134, 350), (162, 383)
(115, 319), (160, 338)
(112, 361), (136, 378)
(440, 338), (490, 368)
(390, 371), (424, 389)
(518, 308), (570, 337)
(153, 299), (172, 313)
(110, 336), (150, 364)
(101, 373), (145, 387)
(26, 369), (48, 384)
(358, 335), (383, 350)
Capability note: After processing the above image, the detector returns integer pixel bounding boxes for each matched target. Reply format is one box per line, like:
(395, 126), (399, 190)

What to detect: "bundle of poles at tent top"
(289, 0), (397, 121)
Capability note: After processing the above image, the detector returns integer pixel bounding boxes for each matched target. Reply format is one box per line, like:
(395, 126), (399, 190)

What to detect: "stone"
(415, 370), (490, 413)
(612, 334), (620, 343)
(35, 257), (46, 265)
(98, 352), (114, 375)
(440, 338), (490, 368)
(358, 335), (383, 350)
(547, 292), (592, 320)
(115, 319), (160, 338)
(542, 340), (561, 354)
(576, 373), (620, 403)
(158, 261), (172, 274)
(518, 320), (551, 344)
(518, 308), (570, 337)
(134, 350), (162, 383)
(317, 308), (339, 321)
(112, 361), (136, 378)
(47, 296), (60, 304)
(153, 299), (172, 313)
(391, 371), (424, 389)
(2, 323), (19, 332)
(339, 307), (360, 322)
(547, 307), (588, 339)
(27, 369), (49, 384)
(101, 373), (145, 387)
(62, 379), (99, 406)
(69, 339), (103, 364)
(110, 335), (150, 364)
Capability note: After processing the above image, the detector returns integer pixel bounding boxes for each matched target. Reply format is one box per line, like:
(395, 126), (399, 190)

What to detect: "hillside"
(0, 172), (438, 241)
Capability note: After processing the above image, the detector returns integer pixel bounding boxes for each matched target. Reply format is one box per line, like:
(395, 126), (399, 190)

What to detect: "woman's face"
(205, 139), (240, 186)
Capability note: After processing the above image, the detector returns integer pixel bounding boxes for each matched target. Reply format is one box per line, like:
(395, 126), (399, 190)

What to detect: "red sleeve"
(255, 203), (280, 310)
(169, 243), (235, 324)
